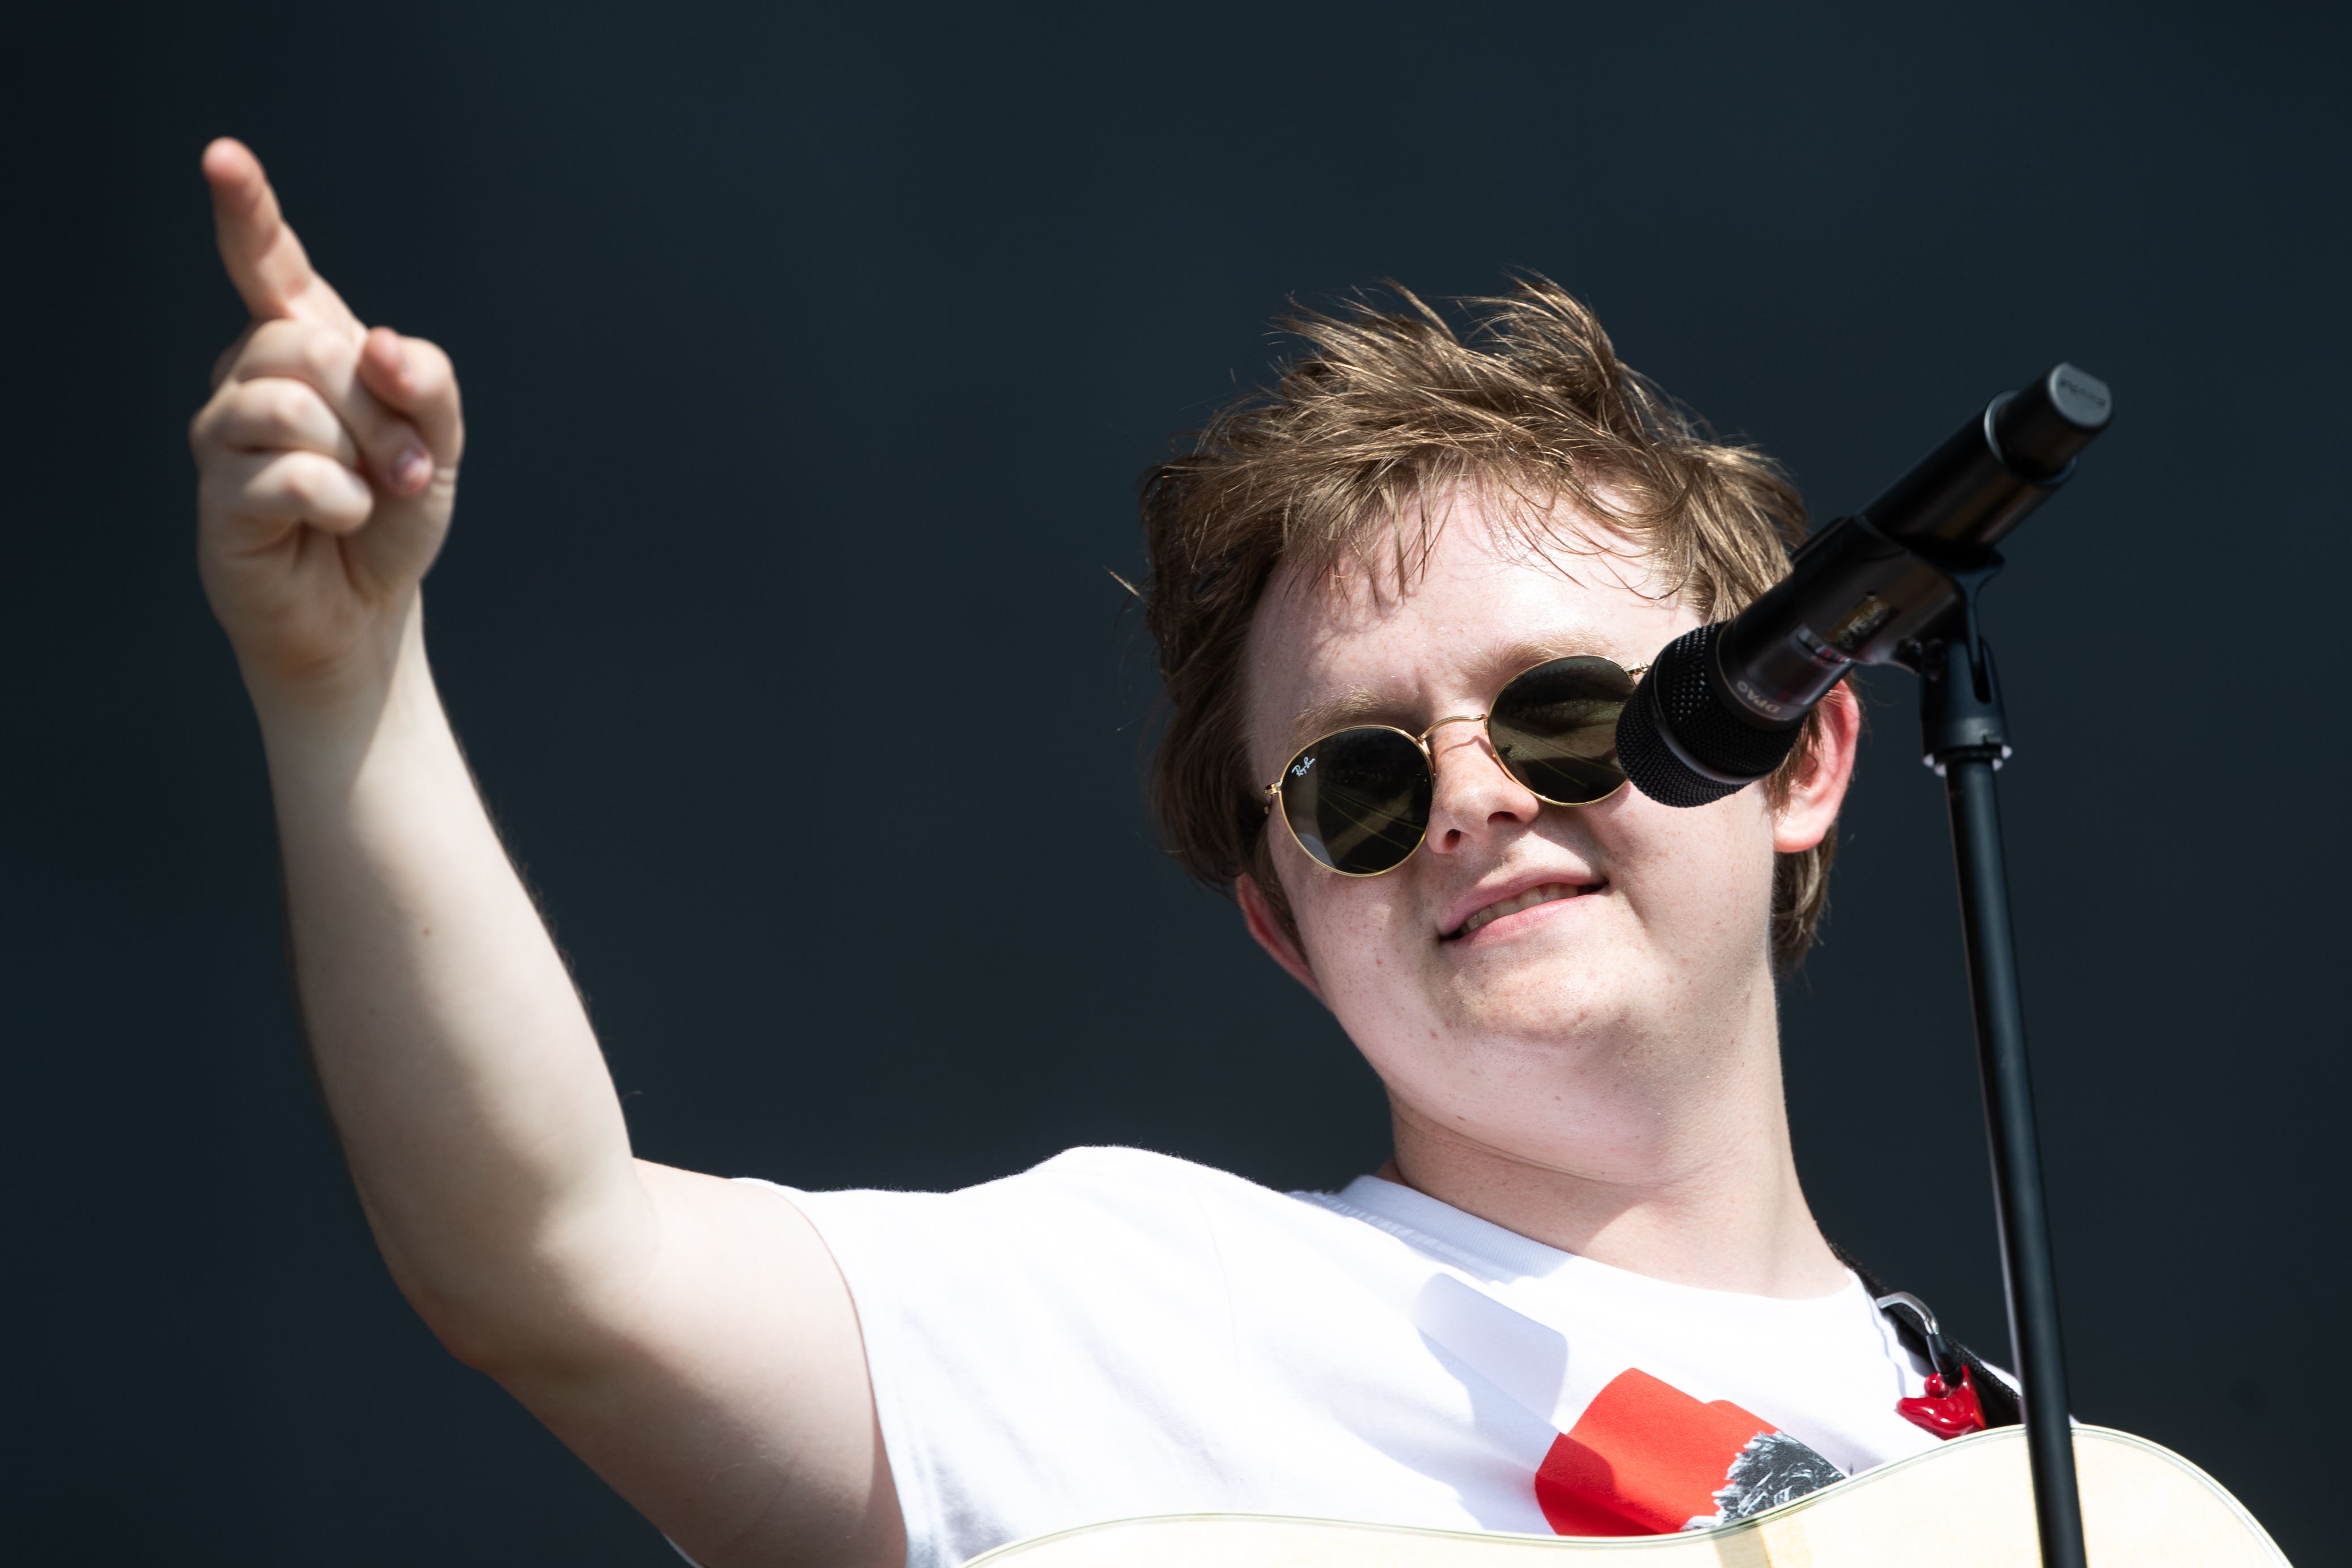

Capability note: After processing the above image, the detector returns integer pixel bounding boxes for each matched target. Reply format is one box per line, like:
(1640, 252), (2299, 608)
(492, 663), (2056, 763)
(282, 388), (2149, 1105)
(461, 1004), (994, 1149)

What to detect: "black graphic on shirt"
(1683, 1430), (1845, 1530)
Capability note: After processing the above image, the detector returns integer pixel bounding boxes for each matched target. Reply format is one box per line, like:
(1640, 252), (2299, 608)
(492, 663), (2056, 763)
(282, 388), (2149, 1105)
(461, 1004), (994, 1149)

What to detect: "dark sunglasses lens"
(1489, 656), (1635, 804)
(1279, 727), (1433, 876)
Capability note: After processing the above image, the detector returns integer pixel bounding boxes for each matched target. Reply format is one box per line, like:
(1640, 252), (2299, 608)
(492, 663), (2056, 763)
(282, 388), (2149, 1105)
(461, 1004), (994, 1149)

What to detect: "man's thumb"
(357, 328), (465, 473)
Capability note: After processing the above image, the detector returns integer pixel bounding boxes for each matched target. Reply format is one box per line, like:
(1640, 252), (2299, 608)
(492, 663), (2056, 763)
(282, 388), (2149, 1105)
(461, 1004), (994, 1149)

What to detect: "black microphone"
(1615, 364), (2113, 808)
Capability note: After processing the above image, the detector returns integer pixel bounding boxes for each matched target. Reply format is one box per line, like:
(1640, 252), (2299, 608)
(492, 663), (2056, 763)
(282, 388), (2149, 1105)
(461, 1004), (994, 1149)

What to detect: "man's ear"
(1772, 682), (1862, 854)
(1236, 871), (1327, 1006)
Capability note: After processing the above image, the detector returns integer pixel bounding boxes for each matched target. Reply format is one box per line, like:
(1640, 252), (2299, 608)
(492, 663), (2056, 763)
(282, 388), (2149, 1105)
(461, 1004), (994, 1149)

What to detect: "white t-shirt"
(760, 1146), (1951, 1568)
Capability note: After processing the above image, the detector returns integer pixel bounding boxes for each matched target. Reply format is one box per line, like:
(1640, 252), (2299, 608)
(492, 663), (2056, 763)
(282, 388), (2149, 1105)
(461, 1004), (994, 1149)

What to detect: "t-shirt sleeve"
(744, 1149), (1249, 1568)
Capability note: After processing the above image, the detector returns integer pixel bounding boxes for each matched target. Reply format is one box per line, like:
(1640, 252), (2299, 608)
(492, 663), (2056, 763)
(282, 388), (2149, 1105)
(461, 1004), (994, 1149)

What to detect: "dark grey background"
(6, 2), (2343, 1561)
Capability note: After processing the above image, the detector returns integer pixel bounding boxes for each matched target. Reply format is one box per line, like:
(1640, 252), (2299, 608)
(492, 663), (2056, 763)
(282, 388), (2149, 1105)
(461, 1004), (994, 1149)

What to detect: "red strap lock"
(1896, 1364), (1989, 1439)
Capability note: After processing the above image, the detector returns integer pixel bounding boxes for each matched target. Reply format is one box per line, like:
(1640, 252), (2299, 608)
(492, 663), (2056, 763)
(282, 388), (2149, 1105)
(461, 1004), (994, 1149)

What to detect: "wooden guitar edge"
(2074, 1424), (2289, 1561)
(963, 1424), (2291, 1566)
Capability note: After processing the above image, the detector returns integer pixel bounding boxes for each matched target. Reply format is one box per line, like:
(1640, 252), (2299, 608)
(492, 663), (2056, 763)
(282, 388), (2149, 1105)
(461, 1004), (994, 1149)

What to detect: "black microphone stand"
(1913, 563), (2086, 1568)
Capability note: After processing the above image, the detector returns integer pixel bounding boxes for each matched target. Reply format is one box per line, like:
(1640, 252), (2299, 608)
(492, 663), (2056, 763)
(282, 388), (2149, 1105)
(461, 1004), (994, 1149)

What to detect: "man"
(190, 136), (1986, 1568)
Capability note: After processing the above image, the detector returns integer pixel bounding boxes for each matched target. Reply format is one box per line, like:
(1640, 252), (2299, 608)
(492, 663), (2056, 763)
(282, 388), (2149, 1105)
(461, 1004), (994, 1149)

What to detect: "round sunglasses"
(1262, 655), (1647, 877)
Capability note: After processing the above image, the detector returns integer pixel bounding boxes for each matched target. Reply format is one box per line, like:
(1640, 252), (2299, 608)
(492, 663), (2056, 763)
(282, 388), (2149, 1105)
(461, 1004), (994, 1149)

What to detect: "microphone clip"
(1913, 561), (2014, 778)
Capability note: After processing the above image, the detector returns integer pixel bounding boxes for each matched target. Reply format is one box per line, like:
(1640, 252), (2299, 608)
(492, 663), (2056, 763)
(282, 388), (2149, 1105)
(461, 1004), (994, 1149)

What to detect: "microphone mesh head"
(1615, 623), (1802, 808)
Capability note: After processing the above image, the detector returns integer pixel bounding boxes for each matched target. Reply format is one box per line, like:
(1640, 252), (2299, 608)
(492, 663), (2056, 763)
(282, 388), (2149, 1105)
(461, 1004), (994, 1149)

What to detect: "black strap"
(1828, 1240), (2021, 1430)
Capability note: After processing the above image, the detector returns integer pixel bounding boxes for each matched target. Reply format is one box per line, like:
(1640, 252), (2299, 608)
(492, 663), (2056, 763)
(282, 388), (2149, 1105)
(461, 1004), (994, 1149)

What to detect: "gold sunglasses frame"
(1260, 657), (1650, 879)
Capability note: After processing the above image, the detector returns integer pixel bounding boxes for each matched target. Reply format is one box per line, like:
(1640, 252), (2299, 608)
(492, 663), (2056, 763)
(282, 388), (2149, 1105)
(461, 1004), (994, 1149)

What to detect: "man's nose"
(1423, 721), (1542, 855)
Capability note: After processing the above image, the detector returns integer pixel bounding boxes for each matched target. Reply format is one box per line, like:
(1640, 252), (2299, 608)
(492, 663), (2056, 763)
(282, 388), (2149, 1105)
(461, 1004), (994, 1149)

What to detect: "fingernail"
(391, 446), (431, 493)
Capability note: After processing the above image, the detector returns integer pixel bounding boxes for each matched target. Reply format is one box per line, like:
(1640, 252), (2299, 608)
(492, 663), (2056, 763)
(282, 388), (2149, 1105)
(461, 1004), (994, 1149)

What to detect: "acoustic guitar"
(968, 1425), (2286, 1565)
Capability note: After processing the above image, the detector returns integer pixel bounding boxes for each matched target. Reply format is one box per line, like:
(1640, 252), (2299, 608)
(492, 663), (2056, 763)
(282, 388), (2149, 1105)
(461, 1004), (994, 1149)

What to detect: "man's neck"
(1378, 994), (1846, 1300)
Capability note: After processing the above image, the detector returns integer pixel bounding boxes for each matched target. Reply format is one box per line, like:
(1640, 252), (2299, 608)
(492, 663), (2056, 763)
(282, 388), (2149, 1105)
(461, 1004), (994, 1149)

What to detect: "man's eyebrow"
(1488, 638), (1600, 680)
(1277, 639), (1620, 757)
(1283, 686), (1400, 752)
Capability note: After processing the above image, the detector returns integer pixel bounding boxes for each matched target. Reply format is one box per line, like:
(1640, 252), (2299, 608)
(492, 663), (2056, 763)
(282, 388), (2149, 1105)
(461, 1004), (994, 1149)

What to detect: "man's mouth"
(1446, 881), (1599, 940)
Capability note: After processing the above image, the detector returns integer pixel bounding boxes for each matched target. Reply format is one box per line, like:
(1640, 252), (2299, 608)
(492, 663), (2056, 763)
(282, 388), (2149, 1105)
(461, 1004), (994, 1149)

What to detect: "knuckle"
(214, 379), (294, 444)
(277, 456), (322, 506)
(224, 381), (277, 432)
(296, 329), (352, 383)
(261, 377), (324, 431)
(277, 451), (359, 512)
(189, 384), (243, 454)
(242, 317), (302, 363)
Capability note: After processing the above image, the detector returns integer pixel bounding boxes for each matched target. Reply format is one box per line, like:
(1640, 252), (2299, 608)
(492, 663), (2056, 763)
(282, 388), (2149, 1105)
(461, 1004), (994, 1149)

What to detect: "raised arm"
(189, 139), (899, 1568)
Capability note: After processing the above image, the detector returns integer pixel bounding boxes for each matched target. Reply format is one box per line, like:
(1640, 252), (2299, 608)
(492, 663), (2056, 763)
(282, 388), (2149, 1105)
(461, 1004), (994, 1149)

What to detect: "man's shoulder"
(973, 1145), (1350, 1224)
(770, 1148), (1401, 1347)
(774, 1145), (1368, 1259)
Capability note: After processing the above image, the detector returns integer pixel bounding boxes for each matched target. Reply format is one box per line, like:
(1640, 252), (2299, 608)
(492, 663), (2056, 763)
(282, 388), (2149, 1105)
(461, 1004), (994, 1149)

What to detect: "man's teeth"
(1459, 882), (1588, 936)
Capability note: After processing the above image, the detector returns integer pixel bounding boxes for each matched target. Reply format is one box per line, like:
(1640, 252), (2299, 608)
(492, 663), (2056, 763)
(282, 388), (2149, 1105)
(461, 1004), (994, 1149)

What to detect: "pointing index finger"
(202, 138), (355, 330)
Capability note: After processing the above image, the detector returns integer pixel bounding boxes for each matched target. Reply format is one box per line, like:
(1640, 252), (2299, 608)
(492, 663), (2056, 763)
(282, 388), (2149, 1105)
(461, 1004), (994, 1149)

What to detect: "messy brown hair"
(1138, 277), (1839, 973)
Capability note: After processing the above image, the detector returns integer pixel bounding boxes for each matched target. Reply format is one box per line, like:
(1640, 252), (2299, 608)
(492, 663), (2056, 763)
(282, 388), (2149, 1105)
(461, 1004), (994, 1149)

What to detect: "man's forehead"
(1245, 520), (1681, 759)
(1280, 488), (1662, 616)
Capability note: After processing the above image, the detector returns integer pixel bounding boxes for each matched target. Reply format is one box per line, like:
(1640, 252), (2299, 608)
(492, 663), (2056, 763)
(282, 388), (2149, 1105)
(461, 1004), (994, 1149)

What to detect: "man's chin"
(1431, 969), (1651, 1049)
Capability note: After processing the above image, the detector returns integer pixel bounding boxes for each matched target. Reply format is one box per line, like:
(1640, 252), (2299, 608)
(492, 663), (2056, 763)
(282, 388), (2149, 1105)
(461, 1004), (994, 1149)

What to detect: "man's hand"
(189, 138), (464, 707)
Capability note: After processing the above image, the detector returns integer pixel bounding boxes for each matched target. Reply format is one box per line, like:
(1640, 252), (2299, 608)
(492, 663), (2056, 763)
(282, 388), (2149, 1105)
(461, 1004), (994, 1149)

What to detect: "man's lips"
(1440, 878), (1604, 940)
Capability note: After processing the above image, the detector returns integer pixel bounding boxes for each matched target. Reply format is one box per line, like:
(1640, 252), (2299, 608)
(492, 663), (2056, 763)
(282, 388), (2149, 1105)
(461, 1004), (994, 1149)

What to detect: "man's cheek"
(1618, 830), (1777, 964)
(1307, 884), (1406, 956)
(1313, 910), (1434, 1023)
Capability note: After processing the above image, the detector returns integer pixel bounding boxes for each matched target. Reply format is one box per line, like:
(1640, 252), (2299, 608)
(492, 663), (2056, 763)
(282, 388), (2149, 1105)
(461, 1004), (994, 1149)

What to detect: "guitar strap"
(1828, 1241), (2022, 1431)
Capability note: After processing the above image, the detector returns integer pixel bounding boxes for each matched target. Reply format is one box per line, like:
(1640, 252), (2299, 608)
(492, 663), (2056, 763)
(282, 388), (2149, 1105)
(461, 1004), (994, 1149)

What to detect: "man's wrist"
(244, 597), (444, 768)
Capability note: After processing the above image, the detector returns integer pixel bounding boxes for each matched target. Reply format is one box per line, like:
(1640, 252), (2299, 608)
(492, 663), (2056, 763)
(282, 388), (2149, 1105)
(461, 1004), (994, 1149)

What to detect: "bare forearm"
(258, 603), (647, 1361)
(193, 147), (896, 1558)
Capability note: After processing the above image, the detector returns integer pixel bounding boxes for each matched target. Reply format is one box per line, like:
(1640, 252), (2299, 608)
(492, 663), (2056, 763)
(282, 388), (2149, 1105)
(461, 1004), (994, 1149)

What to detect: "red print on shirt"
(1533, 1368), (1841, 1536)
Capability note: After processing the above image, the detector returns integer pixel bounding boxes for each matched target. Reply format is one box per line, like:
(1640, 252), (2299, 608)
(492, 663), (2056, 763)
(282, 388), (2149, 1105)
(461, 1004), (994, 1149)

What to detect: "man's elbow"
(383, 1256), (628, 1386)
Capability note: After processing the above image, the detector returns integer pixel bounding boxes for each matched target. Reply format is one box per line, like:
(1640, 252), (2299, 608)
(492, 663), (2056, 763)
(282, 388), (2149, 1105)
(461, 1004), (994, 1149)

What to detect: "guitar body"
(968, 1425), (2287, 1566)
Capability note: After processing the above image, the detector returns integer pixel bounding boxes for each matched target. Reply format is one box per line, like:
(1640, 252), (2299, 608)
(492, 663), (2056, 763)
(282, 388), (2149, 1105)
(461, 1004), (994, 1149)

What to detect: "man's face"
(1243, 492), (1813, 1164)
